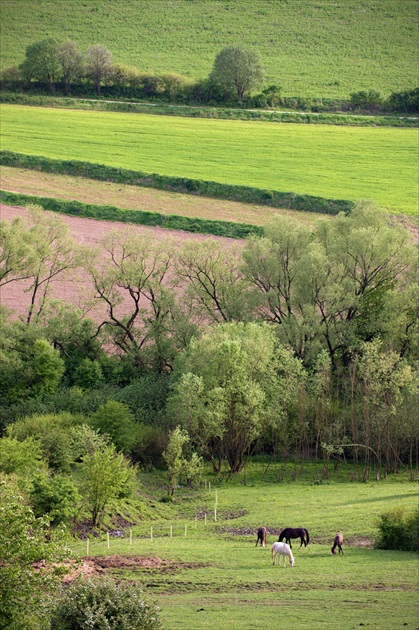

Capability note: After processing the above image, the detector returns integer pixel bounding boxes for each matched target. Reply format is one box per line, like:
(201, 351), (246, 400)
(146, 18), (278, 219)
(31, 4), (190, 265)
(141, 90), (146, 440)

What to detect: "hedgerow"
(0, 189), (264, 240)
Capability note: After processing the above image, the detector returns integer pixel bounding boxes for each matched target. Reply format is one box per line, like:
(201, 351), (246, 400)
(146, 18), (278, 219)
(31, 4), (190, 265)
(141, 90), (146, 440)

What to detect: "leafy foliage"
(375, 507), (419, 552)
(0, 478), (70, 629)
(51, 577), (162, 630)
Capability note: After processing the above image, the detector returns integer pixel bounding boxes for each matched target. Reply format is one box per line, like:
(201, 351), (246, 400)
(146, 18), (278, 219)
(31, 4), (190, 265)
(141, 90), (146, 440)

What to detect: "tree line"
(1, 202), (417, 483)
(1, 38), (418, 113)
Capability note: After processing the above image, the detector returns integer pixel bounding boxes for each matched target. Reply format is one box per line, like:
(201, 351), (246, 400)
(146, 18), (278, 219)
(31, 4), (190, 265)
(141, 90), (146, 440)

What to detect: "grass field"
(1, 0), (418, 99)
(1, 105), (418, 215)
(70, 463), (419, 629)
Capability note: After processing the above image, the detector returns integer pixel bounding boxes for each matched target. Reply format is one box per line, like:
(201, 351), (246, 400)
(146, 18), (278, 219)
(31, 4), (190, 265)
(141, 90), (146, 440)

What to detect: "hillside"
(1, 0), (417, 99)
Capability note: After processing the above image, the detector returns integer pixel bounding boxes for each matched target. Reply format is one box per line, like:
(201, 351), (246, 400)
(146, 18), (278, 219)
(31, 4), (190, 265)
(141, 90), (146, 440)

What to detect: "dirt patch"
(62, 554), (209, 583)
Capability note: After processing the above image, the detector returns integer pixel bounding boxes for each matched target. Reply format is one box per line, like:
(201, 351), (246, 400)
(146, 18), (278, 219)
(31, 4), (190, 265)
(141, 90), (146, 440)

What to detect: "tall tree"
(57, 40), (84, 95)
(86, 44), (113, 96)
(169, 322), (301, 473)
(211, 45), (264, 102)
(20, 38), (62, 92)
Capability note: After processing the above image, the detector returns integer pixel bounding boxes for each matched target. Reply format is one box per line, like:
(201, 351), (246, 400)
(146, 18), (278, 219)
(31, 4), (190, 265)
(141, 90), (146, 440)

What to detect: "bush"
(375, 507), (419, 552)
(51, 577), (162, 629)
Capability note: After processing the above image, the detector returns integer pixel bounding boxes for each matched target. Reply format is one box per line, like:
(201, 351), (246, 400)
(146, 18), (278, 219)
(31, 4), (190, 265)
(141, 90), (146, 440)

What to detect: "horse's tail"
(270, 543), (275, 559)
(304, 529), (310, 545)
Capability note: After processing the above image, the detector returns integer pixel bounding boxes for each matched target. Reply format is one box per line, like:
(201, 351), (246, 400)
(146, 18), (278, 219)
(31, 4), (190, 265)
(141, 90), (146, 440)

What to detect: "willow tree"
(168, 321), (301, 473)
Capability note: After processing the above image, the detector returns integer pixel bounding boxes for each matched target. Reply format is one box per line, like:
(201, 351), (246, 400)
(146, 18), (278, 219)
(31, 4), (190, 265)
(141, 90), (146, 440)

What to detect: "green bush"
(375, 507), (419, 552)
(51, 577), (162, 629)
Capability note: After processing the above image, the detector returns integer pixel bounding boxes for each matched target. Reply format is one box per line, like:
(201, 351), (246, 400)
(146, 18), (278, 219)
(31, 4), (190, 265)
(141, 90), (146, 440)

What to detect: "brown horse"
(256, 527), (267, 547)
(331, 532), (344, 555)
(278, 527), (310, 548)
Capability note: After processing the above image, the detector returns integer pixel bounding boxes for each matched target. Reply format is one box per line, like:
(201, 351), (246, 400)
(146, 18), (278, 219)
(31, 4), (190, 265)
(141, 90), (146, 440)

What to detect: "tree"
(0, 215), (38, 288)
(0, 478), (70, 629)
(20, 38), (62, 92)
(85, 228), (182, 370)
(89, 400), (137, 454)
(22, 207), (81, 325)
(86, 44), (113, 96)
(80, 443), (136, 527)
(0, 323), (65, 404)
(57, 40), (84, 95)
(211, 45), (264, 102)
(175, 240), (255, 324)
(169, 322), (301, 473)
(30, 473), (80, 525)
(162, 426), (190, 496)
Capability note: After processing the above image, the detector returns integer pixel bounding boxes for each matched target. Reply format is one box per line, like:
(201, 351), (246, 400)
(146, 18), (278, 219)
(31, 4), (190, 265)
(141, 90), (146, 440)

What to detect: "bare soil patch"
(62, 554), (210, 583)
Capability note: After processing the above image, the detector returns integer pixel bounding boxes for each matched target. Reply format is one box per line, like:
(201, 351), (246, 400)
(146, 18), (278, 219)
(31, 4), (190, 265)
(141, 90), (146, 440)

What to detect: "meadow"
(70, 464), (419, 630)
(1, 0), (418, 99)
(1, 105), (418, 215)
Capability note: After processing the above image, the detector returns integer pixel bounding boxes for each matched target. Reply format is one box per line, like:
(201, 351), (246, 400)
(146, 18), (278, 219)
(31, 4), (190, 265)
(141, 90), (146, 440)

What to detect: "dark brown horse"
(256, 527), (267, 547)
(331, 532), (344, 555)
(278, 527), (310, 548)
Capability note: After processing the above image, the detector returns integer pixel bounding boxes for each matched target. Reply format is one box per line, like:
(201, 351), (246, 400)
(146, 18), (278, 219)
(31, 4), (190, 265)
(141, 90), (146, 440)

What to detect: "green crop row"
(0, 151), (354, 216)
(1, 92), (417, 128)
(0, 189), (264, 240)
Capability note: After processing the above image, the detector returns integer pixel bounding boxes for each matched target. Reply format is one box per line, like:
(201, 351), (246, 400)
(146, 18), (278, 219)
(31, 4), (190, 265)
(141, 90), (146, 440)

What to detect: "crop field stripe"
(1, 105), (417, 215)
(0, 190), (264, 240)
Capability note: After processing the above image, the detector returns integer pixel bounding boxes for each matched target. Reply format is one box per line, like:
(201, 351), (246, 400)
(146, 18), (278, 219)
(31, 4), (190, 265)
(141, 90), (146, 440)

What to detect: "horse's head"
(290, 556), (295, 567)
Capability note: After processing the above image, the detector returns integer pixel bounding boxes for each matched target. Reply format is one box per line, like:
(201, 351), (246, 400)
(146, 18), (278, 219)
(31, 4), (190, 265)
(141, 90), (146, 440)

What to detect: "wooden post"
(194, 516), (197, 529)
(86, 538), (89, 556)
(205, 479), (207, 490)
(204, 513), (207, 525)
(151, 527), (153, 542)
(107, 532), (110, 549)
(184, 524), (188, 536)
(129, 529), (132, 545)
(170, 525), (173, 538)
(208, 481), (211, 493)
(214, 505), (217, 522)
(215, 490), (218, 505)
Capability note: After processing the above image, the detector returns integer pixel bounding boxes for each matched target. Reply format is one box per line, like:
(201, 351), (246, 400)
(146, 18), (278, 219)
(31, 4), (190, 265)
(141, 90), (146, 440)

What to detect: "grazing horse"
(256, 527), (267, 547)
(278, 527), (310, 549)
(271, 542), (295, 567)
(331, 532), (344, 555)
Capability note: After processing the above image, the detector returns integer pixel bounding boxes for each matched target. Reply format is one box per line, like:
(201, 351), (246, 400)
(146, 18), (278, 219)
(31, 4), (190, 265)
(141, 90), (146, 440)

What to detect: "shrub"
(350, 90), (383, 112)
(375, 507), (419, 552)
(51, 577), (162, 630)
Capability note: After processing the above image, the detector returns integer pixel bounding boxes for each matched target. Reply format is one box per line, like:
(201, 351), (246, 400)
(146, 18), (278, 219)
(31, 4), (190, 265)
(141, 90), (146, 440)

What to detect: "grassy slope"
(0, 166), (322, 227)
(71, 463), (419, 630)
(1, 105), (417, 214)
(1, 0), (418, 99)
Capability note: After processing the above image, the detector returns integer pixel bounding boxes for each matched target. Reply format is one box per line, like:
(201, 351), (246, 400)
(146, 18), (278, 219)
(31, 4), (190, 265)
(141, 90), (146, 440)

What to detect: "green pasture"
(71, 465), (419, 629)
(1, 0), (418, 99)
(1, 105), (417, 215)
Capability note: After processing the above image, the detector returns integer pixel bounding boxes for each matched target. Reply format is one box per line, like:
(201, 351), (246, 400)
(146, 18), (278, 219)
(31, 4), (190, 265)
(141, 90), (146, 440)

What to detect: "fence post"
(129, 529), (132, 545)
(107, 532), (110, 549)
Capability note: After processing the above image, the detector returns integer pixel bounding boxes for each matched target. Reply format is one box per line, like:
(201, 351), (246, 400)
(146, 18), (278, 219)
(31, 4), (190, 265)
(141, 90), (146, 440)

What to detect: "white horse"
(271, 542), (295, 567)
